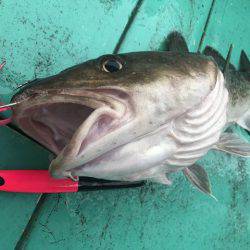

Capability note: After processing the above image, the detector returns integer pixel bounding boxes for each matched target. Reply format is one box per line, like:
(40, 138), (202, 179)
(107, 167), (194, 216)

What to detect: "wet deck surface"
(0, 0), (249, 249)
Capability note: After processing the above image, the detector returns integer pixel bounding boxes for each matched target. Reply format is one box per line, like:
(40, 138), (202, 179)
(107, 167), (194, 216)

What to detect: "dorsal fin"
(240, 50), (250, 73)
(203, 46), (236, 72)
(164, 31), (189, 53)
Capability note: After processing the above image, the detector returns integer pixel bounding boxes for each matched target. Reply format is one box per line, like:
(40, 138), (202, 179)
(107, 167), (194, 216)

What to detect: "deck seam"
(197, 0), (216, 52)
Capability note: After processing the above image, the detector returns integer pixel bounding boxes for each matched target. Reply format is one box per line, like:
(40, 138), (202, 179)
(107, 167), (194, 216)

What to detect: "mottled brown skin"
(12, 51), (216, 104)
(226, 69), (250, 105)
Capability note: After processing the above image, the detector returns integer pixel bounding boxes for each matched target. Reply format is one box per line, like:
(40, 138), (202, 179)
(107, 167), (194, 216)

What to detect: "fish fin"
(239, 50), (250, 81)
(223, 44), (233, 74)
(183, 164), (216, 200)
(237, 110), (250, 132)
(153, 174), (172, 185)
(214, 132), (250, 157)
(240, 50), (250, 73)
(165, 31), (189, 52)
(203, 46), (225, 71)
(203, 46), (236, 72)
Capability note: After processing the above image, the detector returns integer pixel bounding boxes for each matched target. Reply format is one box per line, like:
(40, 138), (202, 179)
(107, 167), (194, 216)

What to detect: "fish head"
(12, 51), (218, 179)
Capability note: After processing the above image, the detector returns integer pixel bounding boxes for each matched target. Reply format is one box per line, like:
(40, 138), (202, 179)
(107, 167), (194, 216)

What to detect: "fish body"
(10, 33), (250, 195)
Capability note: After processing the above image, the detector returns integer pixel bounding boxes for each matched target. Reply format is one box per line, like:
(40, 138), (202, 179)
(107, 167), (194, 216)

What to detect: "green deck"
(0, 0), (249, 249)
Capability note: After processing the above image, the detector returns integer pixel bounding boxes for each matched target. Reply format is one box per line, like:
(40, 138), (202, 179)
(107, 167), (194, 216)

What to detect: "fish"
(9, 32), (250, 197)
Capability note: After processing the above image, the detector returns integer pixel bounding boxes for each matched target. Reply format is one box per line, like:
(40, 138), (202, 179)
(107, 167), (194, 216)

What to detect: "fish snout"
(12, 74), (62, 103)
(12, 89), (36, 103)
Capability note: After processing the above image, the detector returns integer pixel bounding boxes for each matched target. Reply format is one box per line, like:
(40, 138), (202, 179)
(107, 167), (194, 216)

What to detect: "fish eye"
(102, 59), (123, 73)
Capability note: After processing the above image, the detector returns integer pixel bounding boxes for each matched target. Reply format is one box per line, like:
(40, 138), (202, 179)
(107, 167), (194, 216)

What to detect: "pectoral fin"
(214, 132), (250, 157)
(237, 110), (250, 132)
(183, 164), (216, 199)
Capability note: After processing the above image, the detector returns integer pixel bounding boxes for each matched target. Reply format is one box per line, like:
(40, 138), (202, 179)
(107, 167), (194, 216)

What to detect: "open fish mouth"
(12, 88), (133, 161)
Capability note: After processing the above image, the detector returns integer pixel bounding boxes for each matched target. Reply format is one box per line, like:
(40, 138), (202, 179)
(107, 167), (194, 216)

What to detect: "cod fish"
(10, 33), (250, 197)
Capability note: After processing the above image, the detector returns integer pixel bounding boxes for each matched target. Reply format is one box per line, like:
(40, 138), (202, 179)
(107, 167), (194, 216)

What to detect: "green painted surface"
(119, 0), (213, 52)
(0, 0), (249, 249)
(0, 126), (50, 249)
(200, 0), (250, 65)
(0, 0), (137, 102)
